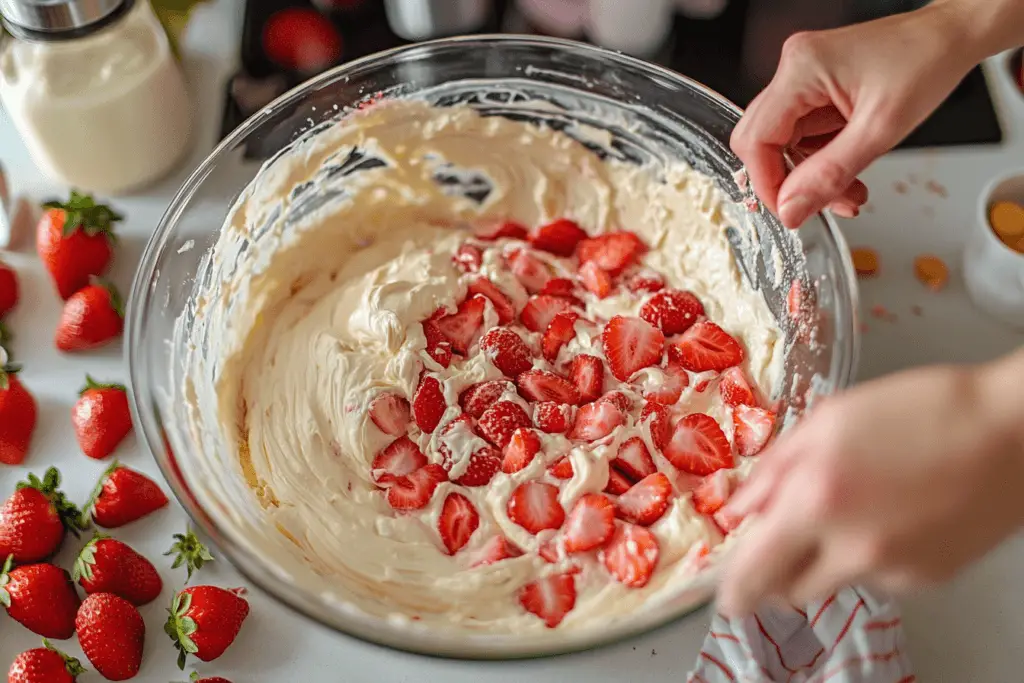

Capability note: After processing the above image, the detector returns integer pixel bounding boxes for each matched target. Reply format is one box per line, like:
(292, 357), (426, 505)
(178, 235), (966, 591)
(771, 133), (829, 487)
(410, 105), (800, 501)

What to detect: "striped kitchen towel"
(688, 587), (914, 683)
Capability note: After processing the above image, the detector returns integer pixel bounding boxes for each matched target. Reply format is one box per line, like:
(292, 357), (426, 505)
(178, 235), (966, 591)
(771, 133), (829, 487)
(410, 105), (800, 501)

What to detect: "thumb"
(776, 110), (898, 228)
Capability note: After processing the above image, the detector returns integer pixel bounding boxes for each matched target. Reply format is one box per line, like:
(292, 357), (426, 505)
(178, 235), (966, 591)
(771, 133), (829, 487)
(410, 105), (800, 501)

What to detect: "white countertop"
(1, 3), (1023, 680)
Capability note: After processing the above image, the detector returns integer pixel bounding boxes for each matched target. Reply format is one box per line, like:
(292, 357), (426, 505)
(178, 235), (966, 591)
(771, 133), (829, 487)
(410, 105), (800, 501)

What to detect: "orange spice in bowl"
(989, 200), (1024, 253)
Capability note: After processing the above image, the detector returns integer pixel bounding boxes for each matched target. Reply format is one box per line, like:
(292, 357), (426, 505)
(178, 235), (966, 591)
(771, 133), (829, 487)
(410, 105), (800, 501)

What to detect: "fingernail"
(830, 203), (859, 219)
(779, 195), (812, 228)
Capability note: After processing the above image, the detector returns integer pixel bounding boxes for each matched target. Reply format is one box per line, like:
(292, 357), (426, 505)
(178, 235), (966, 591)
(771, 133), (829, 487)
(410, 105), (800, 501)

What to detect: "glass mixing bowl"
(127, 35), (859, 659)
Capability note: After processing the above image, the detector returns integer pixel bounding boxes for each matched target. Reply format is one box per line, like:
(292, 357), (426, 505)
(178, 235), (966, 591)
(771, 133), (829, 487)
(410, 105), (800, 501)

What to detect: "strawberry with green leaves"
(0, 467), (86, 563)
(76, 592), (145, 681)
(166, 586), (250, 669)
(55, 279), (124, 351)
(73, 535), (163, 605)
(37, 191), (121, 300)
(84, 461), (169, 528)
(165, 528), (215, 582)
(0, 355), (37, 465)
(72, 376), (133, 459)
(0, 556), (81, 639)
(7, 640), (85, 683)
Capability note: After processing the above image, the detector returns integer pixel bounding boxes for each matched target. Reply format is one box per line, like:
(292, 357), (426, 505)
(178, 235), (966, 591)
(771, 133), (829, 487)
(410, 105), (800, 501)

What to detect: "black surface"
(219, 0), (1005, 152)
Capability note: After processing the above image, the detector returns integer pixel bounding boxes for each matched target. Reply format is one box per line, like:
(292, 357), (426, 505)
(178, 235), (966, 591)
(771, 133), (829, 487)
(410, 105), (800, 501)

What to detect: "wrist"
(928, 0), (1024, 62)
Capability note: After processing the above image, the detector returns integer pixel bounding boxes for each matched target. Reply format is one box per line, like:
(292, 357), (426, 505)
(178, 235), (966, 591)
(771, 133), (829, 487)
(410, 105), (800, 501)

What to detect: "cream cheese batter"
(179, 99), (786, 633)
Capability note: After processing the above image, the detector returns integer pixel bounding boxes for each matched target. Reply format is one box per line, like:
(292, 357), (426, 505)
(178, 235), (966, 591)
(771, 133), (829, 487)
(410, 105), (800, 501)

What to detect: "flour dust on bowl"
(127, 36), (858, 659)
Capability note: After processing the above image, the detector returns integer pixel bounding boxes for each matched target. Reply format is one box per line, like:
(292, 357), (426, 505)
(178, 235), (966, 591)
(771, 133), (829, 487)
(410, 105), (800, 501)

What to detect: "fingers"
(717, 495), (819, 616)
(731, 80), (821, 215)
(776, 112), (896, 228)
(726, 427), (810, 517)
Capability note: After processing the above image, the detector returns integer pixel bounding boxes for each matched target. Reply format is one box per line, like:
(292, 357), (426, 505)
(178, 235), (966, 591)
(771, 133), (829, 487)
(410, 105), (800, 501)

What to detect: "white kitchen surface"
(1, 2), (1023, 680)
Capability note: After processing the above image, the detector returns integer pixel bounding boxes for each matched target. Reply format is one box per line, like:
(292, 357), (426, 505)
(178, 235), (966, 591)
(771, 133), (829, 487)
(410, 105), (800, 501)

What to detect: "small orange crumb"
(851, 247), (880, 276)
(870, 304), (897, 322)
(925, 180), (948, 198)
(911, 305), (923, 316)
(914, 254), (949, 292)
(893, 181), (909, 195)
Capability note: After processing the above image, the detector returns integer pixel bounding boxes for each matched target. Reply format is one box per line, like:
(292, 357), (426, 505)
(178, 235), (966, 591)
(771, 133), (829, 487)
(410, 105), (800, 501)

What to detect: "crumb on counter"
(925, 180), (948, 199)
(893, 181), (909, 195)
(870, 304), (897, 322)
(851, 247), (880, 277)
(913, 254), (949, 291)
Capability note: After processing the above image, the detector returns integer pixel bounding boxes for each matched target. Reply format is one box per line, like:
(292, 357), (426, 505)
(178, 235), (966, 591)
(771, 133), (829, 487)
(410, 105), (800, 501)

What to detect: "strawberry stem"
(164, 527), (214, 583)
(42, 639), (86, 678)
(17, 467), (90, 535)
(79, 374), (127, 396)
(41, 190), (123, 239)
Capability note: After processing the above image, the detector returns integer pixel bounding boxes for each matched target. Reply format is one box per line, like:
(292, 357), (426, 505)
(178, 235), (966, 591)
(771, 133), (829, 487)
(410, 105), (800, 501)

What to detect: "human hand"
(716, 361), (1024, 616)
(730, 3), (982, 227)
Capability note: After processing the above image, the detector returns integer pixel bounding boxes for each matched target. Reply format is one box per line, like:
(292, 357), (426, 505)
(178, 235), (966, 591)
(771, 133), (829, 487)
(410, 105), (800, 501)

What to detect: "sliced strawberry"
(639, 289), (705, 335)
(733, 405), (776, 456)
(602, 315), (665, 381)
(640, 401), (671, 451)
(534, 402), (572, 434)
(626, 269), (665, 294)
(518, 573), (576, 628)
(371, 436), (427, 486)
(530, 218), (587, 256)
(412, 375), (447, 434)
(459, 380), (510, 418)
(480, 327), (534, 378)
(600, 523), (659, 588)
(477, 400), (532, 448)
(569, 355), (604, 404)
(386, 464), (447, 510)
(670, 321), (744, 372)
(517, 370), (580, 405)
(569, 400), (624, 441)
(663, 413), (734, 475)
(579, 261), (613, 298)
(604, 469), (632, 495)
(472, 536), (523, 567)
(476, 221), (529, 241)
(616, 472), (672, 526)
(453, 244), (483, 273)
(643, 362), (689, 405)
(435, 296), (486, 354)
(520, 295), (575, 333)
(508, 249), (552, 294)
(548, 456), (574, 480)
(691, 470), (733, 515)
(564, 493), (616, 552)
(601, 391), (632, 414)
(422, 319), (453, 368)
(541, 311), (579, 362)
(438, 492), (480, 554)
(502, 427), (542, 473)
(612, 437), (656, 481)
(368, 393), (411, 436)
(540, 278), (577, 298)
(507, 481), (565, 534)
(455, 446), (503, 487)
(468, 278), (516, 324)
(719, 367), (756, 407)
(576, 231), (645, 275)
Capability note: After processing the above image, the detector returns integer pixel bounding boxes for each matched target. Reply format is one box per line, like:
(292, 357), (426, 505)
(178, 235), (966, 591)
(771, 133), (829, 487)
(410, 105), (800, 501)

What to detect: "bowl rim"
(126, 33), (860, 660)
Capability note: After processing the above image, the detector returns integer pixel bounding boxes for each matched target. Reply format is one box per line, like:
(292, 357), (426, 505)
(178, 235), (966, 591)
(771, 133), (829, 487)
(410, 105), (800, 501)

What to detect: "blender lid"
(0, 0), (129, 35)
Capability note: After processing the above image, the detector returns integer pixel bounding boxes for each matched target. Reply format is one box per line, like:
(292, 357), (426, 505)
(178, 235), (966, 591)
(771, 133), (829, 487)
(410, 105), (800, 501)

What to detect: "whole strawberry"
(76, 592), (145, 681)
(0, 259), (17, 318)
(0, 556), (81, 639)
(166, 586), (250, 669)
(55, 279), (124, 352)
(0, 467), (85, 563)
(8, 640), (85, 683)
(72, 376), (132, 459)
(73, 535), (162, 605)
(86, 462), (168, 528)
(37, 191), (121, 300)
(0, 359), (37, 466)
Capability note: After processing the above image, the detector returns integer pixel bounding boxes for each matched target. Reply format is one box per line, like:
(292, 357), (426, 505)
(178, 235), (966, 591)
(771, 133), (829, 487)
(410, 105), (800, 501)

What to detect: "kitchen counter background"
(1, 1), (1023, 680)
